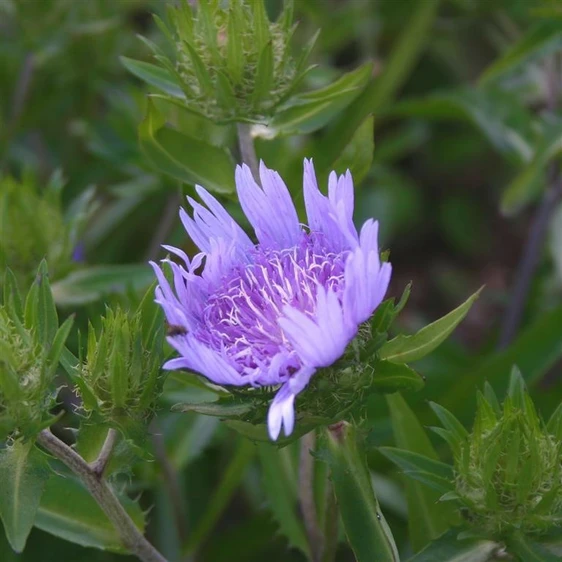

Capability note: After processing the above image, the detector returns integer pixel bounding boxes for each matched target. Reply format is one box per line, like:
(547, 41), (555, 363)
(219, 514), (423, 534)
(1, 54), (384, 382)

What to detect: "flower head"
(151, 159), (391, 440)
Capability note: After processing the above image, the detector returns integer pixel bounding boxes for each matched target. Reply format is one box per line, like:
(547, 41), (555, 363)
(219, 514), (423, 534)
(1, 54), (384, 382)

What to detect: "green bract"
(130, 0), (316, 123)
(75, 288), (165, 432)
(0, 263), (73, 440)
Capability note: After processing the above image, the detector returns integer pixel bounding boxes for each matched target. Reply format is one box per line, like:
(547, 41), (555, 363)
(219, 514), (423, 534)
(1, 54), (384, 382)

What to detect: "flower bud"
(76, 290), (165, 432)
(140, 0), (316, 123)
(0, 263), (73, 439)
(436, 369), (562, 536)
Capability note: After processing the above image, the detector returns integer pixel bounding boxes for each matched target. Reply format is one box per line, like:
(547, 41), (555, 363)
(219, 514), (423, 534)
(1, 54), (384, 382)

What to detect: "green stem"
(299, 431), (323, 562)
(320, 482), (338, 562)
(37, 430), (167, 562)
(325, 422), (399, 562)
(236, 123), (260, 183)
(89, 428), (118, 477)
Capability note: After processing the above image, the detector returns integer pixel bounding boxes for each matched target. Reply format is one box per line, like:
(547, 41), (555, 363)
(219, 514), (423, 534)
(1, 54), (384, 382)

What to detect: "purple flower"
(150, 159), (391, 440)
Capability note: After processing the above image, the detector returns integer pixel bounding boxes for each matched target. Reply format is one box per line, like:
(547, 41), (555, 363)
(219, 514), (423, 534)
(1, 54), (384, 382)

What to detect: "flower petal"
(279, 286), (355, 368)
(235, 162), (301, 248)
(303, 159), (357, 250)
(180, 187), (252, 254)
(166, 334), (246, 387)
(267, 384), (295, 440)
(343, 221), (392, 326)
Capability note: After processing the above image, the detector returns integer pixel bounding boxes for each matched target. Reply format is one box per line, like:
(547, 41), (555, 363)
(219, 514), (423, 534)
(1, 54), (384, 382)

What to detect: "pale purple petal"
(303, 159), (357, 251)
(268, 384), (295, 440)
(166, 334), (245, 386)
(235, 163), (301, 249)
(279, 287), (355, 368)
(343, 221), (391, 326)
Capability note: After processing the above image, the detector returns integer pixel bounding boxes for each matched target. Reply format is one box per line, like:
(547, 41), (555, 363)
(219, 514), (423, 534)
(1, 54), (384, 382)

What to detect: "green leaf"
(226, 1), (245, 85)
(386, 393), (455, 552)
(378, 447), (454, 495)
(139, 99), (235, 194)
(162, 413), (219, 471)
(51, 264), (154, 306)
(407, 529), (499, 562)
(371, 360), (425, 393)
(45, 315), (74, 377)
(313, 0), (439, 172)
(428, 402), (468, 444)
(0, 441), (50, 552)
(120, 57), (185, 99)
(506, 533), (562, 562)
(380, 289), (481, 364)
(2, 268), (23, 321)
(35, 260), (58, 346)
(322, 422), (399, 562)
(500, 119), (562, 216)
(331, 115), (374, 184)
(252, 42), (274, 108)
(439, 305), (562, 421)
(172, 399), (254, 418)
(480, 21), (562, 84)
(386, 88), (535, 164)
(257, 444), (310, 557)
(267, 63), (373, 137)
(35, 472), (144, 552)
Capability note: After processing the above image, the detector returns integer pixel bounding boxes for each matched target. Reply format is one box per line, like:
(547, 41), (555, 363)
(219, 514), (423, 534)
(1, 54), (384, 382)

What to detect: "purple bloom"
(150, 159), (391, 440)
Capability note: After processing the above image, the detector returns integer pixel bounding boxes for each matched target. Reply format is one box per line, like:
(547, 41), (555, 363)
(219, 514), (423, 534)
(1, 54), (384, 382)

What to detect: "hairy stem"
(236, 123), (260, 183)
(37, 430), (168, 562)
(299, 431), (323, 562)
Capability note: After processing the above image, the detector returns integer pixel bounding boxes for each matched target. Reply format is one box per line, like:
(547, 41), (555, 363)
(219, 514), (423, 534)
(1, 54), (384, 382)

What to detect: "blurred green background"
(1, 0), (562, 560)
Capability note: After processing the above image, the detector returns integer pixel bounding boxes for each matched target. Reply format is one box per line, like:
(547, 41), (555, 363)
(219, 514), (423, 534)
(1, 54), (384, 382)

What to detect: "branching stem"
(37, 429), (168, 562)
(90, 427), (118, 477)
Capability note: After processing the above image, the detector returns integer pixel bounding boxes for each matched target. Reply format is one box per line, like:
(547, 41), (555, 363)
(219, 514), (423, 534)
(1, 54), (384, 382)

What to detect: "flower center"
(196, 233), (348, 377)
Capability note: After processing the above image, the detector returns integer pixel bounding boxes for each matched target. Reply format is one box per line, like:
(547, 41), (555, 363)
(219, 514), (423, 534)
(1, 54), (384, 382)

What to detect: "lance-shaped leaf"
(379, 288), (482, 364)
(257, 444), (310, 557)
(505, 533), (562, 562)
(267, 63), (373, 137)
(35, 472), (145, 552)
(120, 57), (186, 99)
(386, 393), (456, 552)
(501, 119), (562, 216)
(407, 529), (499, 562)
(139, 99), (235, 194)
(330, 115), (374, 185)
(320, 422), (399, 562)
(379, 447), (454, 495)
(24, 260), (58, 345)
(370, 360), (425, 393)
(51, 264), (155, 306)
(0, 441), (51, 552)
(479, 21), (562, 85)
